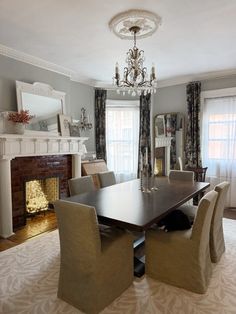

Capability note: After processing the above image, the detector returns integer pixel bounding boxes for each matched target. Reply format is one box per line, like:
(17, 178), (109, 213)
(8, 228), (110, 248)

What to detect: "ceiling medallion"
(109, 10), (162, 96)
(109, 9), (162, 40)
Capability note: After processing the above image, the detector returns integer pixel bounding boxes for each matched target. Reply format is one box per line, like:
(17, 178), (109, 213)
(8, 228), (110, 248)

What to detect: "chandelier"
(109, 10), (162, 96)
(113, 26), (157, 96)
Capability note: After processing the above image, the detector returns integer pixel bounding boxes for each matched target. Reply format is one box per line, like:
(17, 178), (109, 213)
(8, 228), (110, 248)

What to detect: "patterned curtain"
(95, 89), (107, 161)
(138, 92), (152, 176)
(185, 81), (202, 168)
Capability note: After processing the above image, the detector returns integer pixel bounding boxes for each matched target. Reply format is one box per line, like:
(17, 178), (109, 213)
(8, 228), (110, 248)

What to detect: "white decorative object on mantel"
(155, 137), (173, 176)
(0, 134), (88, 239)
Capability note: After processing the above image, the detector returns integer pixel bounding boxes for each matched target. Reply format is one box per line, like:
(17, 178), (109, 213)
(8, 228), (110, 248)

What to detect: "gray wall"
(1, 52), (236, 152)
(0, 54), (95, 150)
(153, 74), (236, 117)
(69, 81), (95, 151)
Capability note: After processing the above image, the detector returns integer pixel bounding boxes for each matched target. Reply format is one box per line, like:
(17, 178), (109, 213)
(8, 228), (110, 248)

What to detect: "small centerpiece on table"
(7, 110), (33, 134)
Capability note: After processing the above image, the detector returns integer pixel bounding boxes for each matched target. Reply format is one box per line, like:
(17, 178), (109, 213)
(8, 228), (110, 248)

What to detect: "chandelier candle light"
(110, 10), (162, 96)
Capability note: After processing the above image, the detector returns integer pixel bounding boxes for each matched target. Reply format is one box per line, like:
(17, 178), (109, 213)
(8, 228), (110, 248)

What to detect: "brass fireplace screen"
(25, 177), (59, 214)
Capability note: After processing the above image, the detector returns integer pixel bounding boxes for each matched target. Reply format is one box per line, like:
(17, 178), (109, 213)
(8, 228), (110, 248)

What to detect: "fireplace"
(11, 155), (72, 228)
(155, 137), (173, 176)
(25, 176), (59, 215)
(0, 134), (88, 238)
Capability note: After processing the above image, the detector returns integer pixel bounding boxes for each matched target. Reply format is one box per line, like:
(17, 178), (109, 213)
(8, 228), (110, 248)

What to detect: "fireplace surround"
(155, 137), (172, 176)
(0, 134), (88, 238)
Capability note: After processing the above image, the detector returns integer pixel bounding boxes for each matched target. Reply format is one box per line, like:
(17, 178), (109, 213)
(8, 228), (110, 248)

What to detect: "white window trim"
(106, 99), (139, 108)
(201, 87), (236, 102)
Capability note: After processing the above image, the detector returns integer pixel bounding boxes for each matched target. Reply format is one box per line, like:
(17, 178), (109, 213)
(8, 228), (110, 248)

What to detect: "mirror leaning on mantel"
(16, 80), (66, 136)
(154, 112), (185, 176)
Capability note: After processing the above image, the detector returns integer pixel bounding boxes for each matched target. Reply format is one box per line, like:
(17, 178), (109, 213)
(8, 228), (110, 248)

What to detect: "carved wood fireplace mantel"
(0, 134), (88, 238)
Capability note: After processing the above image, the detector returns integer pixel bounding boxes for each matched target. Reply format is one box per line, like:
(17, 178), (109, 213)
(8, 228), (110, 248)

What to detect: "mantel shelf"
(155, 136), (173, 148)
(0, 134), (88, 159)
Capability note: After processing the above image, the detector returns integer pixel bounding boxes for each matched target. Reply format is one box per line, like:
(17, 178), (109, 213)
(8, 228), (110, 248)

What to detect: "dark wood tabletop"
(65, 177), (210, 232)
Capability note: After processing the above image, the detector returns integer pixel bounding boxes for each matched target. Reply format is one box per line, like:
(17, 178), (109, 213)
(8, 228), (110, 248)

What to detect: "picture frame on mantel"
(58, 114), (72, 137)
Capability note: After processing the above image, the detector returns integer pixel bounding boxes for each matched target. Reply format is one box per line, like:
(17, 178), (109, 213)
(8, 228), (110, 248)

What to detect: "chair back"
(55, 200), (101, 270)
(187, 167), (208, 182)
(68, 175), (95, 196)
(98, 171), (116, 188)
(191, 190), (218, 245)
(210, 181), (230, 262)
(169, 170), (194, 182)
(178, 157), (184, 171)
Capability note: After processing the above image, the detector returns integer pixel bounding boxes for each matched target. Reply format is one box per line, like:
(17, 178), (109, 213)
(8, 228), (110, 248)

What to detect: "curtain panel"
(138, 93), (152, 176)
(95, 89), (107, 161)
(185, 81), (202, 168)
(202, 95), (236, 207)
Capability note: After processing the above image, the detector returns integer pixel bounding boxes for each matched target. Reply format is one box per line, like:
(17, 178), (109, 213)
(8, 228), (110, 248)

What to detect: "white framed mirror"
(154, 112), (185, 175)
(16, 81), (66, 135)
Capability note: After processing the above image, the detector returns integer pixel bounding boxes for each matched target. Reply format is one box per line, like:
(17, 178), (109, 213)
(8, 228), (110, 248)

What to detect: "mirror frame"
(154, 112), (184, 138)
(16, 80), (66, 136)
(154, 112), (185, 173)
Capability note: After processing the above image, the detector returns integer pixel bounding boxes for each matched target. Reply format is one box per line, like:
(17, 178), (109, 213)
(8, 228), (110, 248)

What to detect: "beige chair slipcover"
(169, 170), (194, 206)
(68, 175), (95, 196)
(210, 181), (230, 262)
(169, 170), (194, 182)
(180, 181), (230, 262)
(145, 190), (218, 294)
(97, 171), (116, 188)
(55, 200), (133, 314)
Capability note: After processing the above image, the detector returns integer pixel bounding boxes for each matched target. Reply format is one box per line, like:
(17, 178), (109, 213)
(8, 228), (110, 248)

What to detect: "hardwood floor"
(0, 211), (57, 252)
(0, 208), (236, 253)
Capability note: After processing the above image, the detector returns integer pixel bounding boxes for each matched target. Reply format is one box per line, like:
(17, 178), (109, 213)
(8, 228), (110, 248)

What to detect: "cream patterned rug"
(1, 219), (236, 314)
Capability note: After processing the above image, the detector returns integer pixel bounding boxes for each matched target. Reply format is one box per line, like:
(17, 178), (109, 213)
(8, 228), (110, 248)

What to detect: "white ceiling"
(0, 0), (236, 87)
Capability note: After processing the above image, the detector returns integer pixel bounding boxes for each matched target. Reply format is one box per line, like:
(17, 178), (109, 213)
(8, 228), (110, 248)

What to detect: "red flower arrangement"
(8, 110), (33, 124)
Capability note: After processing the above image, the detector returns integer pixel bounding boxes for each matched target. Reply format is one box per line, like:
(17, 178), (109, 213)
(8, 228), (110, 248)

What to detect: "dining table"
(65, 177), (210, 277)
(65, 177), (210, 232)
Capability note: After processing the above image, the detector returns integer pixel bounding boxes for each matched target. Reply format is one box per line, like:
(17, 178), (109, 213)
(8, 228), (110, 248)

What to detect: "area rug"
(0, 219), (236, 314)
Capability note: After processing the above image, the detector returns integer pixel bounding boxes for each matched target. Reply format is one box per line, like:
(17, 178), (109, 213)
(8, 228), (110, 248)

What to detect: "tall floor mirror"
(154, 112), (185, 176)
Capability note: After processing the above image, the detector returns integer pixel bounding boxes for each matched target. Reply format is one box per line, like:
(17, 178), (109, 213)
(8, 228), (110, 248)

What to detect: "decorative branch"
(8, 110), (34, 124)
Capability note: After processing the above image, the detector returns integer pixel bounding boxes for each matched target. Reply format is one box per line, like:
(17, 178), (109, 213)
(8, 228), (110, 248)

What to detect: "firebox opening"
(25, 177), (59, 215)
(154, 147), (166, 176)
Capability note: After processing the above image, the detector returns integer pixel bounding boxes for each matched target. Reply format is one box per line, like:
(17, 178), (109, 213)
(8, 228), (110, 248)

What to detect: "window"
(106, 100), (140, 183)
(201, 88), (236, 207)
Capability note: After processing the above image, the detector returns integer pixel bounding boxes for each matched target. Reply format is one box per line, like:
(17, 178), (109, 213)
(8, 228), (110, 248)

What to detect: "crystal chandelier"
(113, 26), (157, 96)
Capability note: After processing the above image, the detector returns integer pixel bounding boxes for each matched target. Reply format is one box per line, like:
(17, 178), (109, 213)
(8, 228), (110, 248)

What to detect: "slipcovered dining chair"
(181, 181), (230, 262)
(169, 170), (194, 206)
(169, 170), (194, 182)
(68, 175), (95, 196)
(145, 190), (218, 294)
(210, 181), (230, 262)
(55, 200), (133, 314)
(98, 171), (116, 188)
